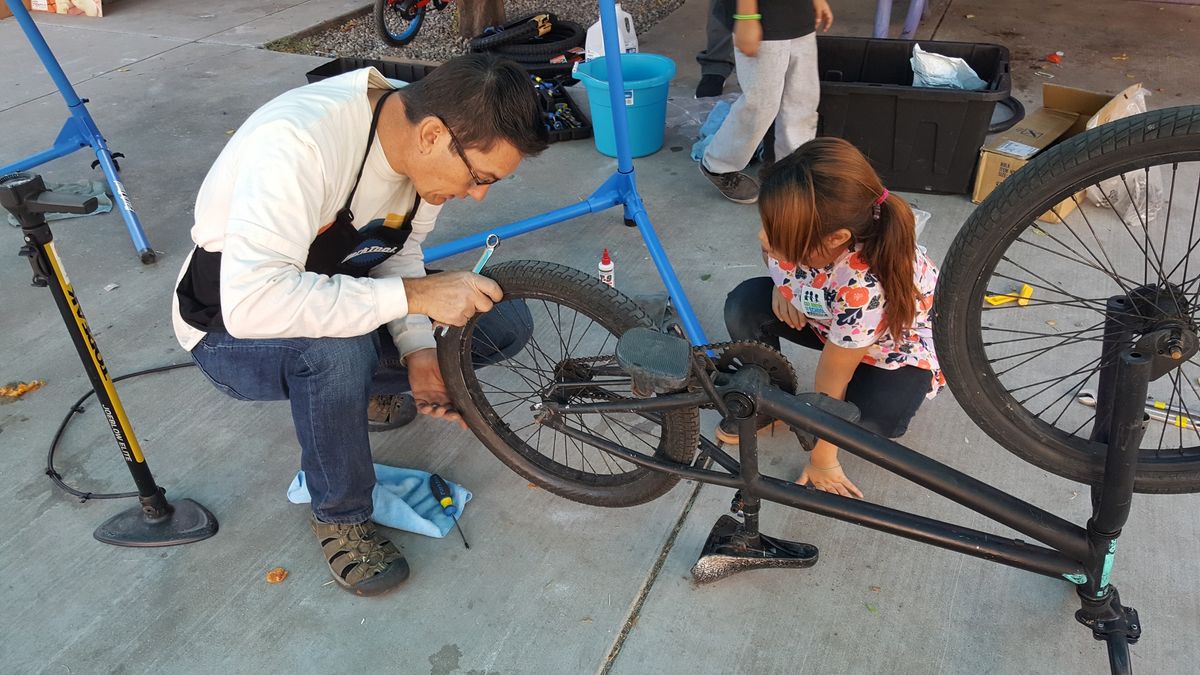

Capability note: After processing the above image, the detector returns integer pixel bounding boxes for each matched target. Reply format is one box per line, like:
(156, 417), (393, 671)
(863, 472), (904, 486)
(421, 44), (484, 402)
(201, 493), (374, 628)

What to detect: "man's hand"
(813, 0), (834, 32)
(404, 272), (503, 327)
(772, 285), (807, 331)
(405, 348), (467, 429)
(734, 19), (763, 57)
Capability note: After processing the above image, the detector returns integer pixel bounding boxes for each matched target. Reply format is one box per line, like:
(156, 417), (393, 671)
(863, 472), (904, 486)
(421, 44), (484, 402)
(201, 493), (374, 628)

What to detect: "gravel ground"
(268, 0), (685, 64)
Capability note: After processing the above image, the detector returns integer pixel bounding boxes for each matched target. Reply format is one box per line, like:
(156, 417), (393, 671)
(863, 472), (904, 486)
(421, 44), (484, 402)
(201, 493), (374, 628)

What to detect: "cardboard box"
(972, 83), (1141, 223)
(30, 0), (104, 17)
(0, 2), (35, 20)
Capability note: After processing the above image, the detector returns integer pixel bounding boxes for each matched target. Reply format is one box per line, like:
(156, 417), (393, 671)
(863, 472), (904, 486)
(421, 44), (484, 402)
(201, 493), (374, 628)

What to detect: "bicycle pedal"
(615, 327), (691, 397)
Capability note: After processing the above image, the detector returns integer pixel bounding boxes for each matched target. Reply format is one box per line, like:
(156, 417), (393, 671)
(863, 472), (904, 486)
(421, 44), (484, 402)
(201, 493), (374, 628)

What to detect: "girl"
(720, 137), (944, 498)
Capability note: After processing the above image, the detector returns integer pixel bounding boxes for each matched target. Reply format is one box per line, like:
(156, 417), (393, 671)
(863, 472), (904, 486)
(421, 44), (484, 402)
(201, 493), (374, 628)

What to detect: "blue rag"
(287, 464), (472, 539)
(690, 100), (766, 164)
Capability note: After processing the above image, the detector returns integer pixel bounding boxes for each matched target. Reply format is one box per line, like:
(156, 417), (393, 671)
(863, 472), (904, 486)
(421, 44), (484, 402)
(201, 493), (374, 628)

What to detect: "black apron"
(177, 87), (420, 332)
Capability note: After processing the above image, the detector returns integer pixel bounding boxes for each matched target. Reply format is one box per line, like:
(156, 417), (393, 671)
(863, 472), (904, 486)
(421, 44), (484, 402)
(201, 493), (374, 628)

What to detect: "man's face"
(411, 120), (523, 205)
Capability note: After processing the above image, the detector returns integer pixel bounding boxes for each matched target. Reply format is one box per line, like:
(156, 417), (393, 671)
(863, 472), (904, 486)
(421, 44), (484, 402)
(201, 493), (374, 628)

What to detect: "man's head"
(396, 54), (549, 204)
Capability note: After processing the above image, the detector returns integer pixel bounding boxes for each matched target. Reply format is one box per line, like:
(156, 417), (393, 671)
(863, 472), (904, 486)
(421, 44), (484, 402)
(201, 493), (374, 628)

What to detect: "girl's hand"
(772, 285), (807, 330)
(813, 0), (834, 32)
(798, 462), (864, 499)
(734, 19), (763, 57)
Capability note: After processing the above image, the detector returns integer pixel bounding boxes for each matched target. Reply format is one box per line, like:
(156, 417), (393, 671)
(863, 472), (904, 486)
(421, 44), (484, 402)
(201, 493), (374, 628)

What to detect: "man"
(172, 54), (548, 596)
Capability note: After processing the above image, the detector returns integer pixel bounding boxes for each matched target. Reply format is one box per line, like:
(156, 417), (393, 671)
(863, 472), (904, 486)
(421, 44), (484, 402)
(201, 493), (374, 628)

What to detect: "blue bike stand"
(424, 0), (710, 347)
(1, 0), (156, 264)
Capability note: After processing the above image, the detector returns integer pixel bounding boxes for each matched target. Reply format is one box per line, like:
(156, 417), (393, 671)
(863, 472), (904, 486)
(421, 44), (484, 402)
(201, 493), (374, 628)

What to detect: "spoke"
(1009, 353), (1102, 398)
(982, 318), (1106, 346)
(991, 267), (1111, 313)
(1013, 230), (1141, 292)
(1035, 363), (1097, 421)
(1069, 411), (1097, 437)
(989, 329), (1110, 368)
(1098, 176), (1169, 285)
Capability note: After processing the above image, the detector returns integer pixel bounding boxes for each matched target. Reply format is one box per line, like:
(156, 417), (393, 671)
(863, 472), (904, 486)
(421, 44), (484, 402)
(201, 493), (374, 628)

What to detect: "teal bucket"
(575, 53), (676, 158)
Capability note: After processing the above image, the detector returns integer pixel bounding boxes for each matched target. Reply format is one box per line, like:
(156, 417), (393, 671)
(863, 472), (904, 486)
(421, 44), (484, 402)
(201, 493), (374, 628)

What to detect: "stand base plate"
(94, 498), (218, 547)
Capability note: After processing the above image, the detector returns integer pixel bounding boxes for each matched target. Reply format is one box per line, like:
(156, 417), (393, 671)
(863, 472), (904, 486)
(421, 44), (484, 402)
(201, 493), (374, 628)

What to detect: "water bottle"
(584, 3), (639, 61)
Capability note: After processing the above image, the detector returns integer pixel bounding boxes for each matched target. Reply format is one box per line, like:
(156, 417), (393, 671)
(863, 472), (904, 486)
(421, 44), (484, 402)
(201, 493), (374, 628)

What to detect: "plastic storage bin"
(816, 36), (1011, 194)
(574, 53), (675, 158)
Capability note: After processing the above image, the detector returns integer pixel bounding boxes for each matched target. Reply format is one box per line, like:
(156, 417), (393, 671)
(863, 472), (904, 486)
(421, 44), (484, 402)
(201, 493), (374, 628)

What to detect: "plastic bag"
(584, 2), (638, 60)
(1084, 85), (1162, 223)
(910, 44), (987, 91)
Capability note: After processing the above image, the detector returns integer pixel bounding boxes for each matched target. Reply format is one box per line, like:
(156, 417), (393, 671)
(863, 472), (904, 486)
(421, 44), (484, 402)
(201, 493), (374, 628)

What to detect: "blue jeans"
(190, 300), (532, 523)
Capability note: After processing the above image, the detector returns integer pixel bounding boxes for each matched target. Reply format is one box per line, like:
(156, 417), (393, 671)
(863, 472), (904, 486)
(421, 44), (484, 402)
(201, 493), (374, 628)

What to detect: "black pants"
(724, 277), (931, 438)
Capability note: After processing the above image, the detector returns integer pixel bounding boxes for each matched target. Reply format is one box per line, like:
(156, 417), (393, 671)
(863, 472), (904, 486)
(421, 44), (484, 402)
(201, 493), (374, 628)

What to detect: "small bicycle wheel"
(374, 0), (425, 47)
(439, 261), (700, 507)
(489, 20), (585, 57)
(934, 106), (1200, 493)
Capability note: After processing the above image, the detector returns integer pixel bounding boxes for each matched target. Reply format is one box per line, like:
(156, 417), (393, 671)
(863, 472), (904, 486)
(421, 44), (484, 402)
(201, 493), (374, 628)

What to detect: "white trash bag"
(1084, 85), (1163, 223)
(910, 44), (987, 90)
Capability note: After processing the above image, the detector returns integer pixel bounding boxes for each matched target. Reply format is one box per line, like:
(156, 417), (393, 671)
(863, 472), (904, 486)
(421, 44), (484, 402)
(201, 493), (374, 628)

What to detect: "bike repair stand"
(1, 0), (155, 264)
(423, 0), (710, 348)
(0, 172), (216, 546)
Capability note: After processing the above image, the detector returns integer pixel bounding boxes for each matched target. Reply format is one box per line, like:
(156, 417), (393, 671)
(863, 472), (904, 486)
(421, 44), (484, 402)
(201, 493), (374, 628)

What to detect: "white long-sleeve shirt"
(172, 67), (439, 358)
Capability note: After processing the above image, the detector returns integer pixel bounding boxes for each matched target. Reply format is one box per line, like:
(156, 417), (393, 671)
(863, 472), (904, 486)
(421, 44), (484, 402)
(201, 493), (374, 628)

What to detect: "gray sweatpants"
(702, 32), (820, 175)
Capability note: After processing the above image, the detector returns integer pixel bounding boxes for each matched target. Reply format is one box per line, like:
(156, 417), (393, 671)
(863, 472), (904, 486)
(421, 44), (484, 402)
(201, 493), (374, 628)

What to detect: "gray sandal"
(311, 516), (410, 596)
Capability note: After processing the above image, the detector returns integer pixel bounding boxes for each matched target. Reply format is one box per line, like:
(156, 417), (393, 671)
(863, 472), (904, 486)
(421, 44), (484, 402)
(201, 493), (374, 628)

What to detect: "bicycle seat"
(615, 327), (692, 397)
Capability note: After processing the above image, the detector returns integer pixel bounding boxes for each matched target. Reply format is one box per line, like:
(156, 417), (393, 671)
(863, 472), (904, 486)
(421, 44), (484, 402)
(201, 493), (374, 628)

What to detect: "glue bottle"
(598, 248), (614, 287)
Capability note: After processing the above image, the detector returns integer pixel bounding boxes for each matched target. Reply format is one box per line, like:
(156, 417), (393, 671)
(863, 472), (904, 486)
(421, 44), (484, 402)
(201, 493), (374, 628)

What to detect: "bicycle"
(423, 105), (1200, 674)
(373, 0), (451, 48)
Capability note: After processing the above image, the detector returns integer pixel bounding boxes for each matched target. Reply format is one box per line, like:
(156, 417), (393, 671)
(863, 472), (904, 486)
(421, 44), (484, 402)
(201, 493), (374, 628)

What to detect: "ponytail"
(860, 193), (917, 340)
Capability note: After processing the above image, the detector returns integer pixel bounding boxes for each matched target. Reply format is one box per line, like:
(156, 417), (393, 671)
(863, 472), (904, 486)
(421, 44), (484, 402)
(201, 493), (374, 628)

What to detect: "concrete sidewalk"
(1, 1), (1198, 673)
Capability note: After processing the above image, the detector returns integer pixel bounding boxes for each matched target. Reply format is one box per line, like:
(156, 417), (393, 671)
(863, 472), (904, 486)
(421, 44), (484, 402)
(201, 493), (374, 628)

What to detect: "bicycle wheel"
(374, 0), (425, 47)
(934, 106), (1200, 493)
(439, 260), (701, 507)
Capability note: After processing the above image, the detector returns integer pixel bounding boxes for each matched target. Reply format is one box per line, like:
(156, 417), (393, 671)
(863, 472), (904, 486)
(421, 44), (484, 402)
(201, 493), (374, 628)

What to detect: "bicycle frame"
(532, 335), (1152, 674)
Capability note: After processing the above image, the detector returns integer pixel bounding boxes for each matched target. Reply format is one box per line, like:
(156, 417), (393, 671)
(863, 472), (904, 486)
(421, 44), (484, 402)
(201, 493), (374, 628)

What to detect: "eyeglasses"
(436, 116), (501, 186)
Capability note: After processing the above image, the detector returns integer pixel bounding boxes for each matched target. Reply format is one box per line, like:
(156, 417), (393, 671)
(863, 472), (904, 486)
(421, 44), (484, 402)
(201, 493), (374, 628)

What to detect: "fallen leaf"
(1111, 53), (1129, 61)
(700, 273), (712, 281)
(1046, 320), (1057, 327)
(0, 380), (45, 400)
(265, 567), (288, 584)
(225, 129), (236, 135)
(528, 483), (538, 489)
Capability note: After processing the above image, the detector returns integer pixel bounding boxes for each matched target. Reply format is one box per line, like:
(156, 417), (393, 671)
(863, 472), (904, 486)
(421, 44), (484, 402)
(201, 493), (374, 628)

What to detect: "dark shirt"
(718, 0), (815, 41)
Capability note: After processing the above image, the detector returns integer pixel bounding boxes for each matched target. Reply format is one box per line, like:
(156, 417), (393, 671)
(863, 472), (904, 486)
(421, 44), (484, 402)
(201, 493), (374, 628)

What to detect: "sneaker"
(700, 162), (760, 204)
(311, 516), (410, 596)
(367, 394), (417, 432)
(715, 417), (783, 446)
(695, 74), (726, 98)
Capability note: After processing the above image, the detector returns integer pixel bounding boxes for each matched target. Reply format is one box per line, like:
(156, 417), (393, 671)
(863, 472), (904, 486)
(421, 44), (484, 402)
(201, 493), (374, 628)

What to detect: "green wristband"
(732, 13), (762, 20)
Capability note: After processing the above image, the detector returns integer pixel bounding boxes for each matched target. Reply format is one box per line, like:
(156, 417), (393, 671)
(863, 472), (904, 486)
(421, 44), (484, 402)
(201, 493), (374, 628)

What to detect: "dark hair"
(397, 53), (549, 157)
(759, 138), (919, 339)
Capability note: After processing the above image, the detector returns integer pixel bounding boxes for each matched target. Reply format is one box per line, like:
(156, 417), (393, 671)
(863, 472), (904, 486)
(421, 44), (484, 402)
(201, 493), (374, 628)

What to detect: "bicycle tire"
(374, 0), (426, 47)
(468, 13), (555, 52)
(933, 105), (1200, 493)
(438, 260), (700, 507)
(489, 20), (585, 57)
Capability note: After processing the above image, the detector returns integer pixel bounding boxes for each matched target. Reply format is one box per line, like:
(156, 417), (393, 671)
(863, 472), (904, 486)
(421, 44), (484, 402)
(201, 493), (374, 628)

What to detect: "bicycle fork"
(1077, 296), (1159, 675)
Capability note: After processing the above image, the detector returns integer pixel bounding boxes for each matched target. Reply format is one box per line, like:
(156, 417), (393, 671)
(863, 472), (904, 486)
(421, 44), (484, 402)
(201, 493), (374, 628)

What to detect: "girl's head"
(759, 137), (919, 338)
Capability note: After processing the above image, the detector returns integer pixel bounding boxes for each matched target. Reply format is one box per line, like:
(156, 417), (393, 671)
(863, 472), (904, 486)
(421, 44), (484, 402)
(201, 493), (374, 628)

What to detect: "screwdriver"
(429, 473), (470, 549)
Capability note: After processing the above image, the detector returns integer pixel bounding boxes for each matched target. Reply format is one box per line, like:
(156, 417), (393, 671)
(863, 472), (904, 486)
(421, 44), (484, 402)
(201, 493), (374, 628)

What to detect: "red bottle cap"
(601, 248), (612, 265)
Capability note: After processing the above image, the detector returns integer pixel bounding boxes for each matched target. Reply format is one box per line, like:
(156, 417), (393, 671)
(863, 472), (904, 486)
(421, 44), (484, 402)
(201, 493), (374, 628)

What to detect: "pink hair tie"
(872, 188), (889, 220)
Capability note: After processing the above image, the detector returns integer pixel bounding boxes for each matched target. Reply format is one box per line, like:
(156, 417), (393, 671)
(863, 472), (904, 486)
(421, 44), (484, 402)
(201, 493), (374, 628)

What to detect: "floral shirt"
(767, 244), (945, 398)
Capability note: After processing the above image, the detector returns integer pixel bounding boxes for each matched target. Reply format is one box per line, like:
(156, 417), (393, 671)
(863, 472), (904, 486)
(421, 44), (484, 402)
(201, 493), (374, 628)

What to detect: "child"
(699, 0), (834, 204)
(720, 138), (944, 499)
